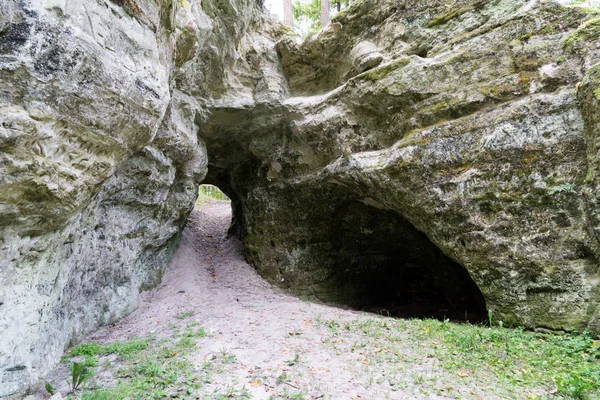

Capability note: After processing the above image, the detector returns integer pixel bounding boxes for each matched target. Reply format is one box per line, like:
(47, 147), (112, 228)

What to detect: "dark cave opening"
(198, 167), (487, 323)
(328, 201), (487, 323)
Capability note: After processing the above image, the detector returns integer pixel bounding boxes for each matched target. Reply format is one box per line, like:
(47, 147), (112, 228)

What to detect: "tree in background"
(320, 0), (330, 28)
(292, 0), (351, 36)
(283, 0), (294, 26)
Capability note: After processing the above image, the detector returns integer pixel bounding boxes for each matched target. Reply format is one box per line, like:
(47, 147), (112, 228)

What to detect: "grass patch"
(427, 320), (600, 398)
(176, 310), (195, 320)
(55, 328), (211, 399)
(67, 338), (149, 359)
(321, 316), (600, 399)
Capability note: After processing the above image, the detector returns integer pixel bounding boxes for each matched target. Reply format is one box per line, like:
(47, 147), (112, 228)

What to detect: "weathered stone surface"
(202, 0), (600, 335)
(0, 0), (276, 396)
(3, 0), (600, 396)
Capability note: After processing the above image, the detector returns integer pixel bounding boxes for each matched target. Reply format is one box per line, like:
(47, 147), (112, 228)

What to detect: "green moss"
(426, 10), (460, 28)
(519, 6), (596, 43)
(564, 18), (600, 51)
(479, 82), (516, 100)
(426, 0), (488, 28)
(514, 54), (543, 72)
(330, 0), (366, 23)
(355, 57), (413, 82)
(594, 88), (600, 101)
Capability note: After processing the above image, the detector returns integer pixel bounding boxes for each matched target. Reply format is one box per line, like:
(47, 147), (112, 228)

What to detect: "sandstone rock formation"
(203, 0), (600, 334)
(2, 0), (600, 396)
(0, 0), (281, 396)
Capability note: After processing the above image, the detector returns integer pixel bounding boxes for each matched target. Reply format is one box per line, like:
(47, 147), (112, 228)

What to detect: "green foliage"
(293, 0), (321, 34)
(176, 310), (194, 320)
(410, 319), (600, 398)
(45, 381), (55, 395)
(594, 87), (600, 101)
(68, 361), (91, 391)
(68, 342), (102, 357)
(292, 0), (352, 35)
(317, 315), (600, 397)
(67, 338), (149, 358)
(197, 185), (229, 207)
(287, 353), (300, 366)
(71, 329), (209, 399)
(199, 185), (228, 200)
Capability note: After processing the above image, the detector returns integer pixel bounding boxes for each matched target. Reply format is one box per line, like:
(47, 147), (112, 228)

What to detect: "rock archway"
(202, 169), (487, 321)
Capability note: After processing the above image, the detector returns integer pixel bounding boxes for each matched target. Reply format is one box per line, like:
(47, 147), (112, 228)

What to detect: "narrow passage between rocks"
(43, 200), (528, 399)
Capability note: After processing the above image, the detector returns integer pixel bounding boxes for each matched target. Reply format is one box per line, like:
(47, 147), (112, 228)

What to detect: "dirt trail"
(39, 200), (580, 400)
(49, 201), (477, 399)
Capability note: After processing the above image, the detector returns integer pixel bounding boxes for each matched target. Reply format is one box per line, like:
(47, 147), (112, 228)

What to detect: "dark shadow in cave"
(327, 201), (487, 323)
(199, 166), (486, 323)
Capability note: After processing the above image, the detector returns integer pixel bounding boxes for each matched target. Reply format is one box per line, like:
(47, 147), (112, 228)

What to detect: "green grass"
(67, 338), (149, 359)
(429, 321), (599, 398)
(176, 310), (195, 320)
(320, 316), (600, 399)
(56, 329), (211, 399)
(58, 313), (599, 399)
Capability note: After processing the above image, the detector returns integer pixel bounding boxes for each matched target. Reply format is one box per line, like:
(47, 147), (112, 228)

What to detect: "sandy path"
(72, 201), (446, 399)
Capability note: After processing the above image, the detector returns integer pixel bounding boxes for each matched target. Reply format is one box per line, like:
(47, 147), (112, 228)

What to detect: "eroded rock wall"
(202, 0), (600, 334)
(3, 0), (600, 396)
(0, 0), (275, 396)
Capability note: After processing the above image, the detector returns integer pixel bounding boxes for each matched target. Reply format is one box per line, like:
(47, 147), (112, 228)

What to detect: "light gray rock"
(0, 0), (278, 396)
(201, 0), (600, 335)
(3, 0), (600, 397)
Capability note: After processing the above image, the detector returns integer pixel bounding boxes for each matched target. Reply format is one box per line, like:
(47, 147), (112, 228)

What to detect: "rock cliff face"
(203, 0), (600, 334)
(0, 0), (280, 396)
(2, 0), (600, 396)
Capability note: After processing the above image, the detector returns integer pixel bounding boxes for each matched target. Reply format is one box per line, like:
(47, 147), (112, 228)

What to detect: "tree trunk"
(283, 0), (293, 27)
(320, 0), (330, 28)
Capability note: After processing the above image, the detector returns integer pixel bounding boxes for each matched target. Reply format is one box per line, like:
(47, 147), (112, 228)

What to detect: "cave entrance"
(198, 184), (230, 202)
(194, 183), (242, 240)
(327, 201), (487, 323)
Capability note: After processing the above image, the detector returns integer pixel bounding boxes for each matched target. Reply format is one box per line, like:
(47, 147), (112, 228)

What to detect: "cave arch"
(197, 165), (487, 322)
